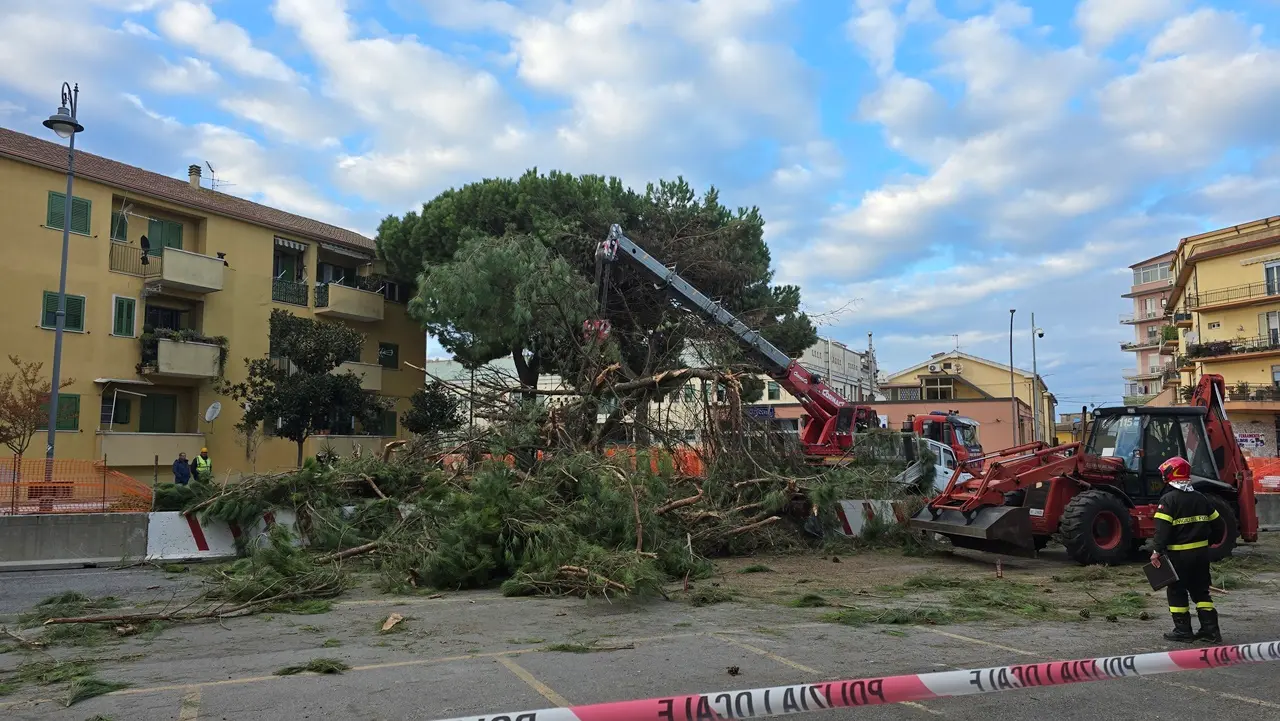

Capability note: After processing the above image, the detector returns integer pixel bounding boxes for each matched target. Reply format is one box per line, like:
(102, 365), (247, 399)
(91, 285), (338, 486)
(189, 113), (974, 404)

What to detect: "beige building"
(1162, 215), (1280, 457)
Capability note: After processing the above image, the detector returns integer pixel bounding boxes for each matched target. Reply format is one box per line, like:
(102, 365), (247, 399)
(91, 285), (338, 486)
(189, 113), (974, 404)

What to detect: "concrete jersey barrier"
(0, 512), (148, 571)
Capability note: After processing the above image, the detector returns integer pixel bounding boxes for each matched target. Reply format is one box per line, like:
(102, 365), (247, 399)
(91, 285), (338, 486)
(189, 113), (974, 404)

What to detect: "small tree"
(221, 310), (387, 467)
(0, 355), (74, 459)
(402, 382), (463, 438)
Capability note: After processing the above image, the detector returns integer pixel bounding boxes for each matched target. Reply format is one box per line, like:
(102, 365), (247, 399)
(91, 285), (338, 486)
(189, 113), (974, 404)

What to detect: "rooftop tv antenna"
(206, 161), (234, 191)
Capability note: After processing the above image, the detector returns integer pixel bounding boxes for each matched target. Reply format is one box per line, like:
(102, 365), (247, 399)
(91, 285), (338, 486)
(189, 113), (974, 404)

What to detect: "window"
(1268, 261), (1280, 296)
(767, 382), (780, 401)
(923, 377), (953, 400)
(110, 211), (128, 242)
(383, 281), (409, 303)
(318, 262), (356, 286)
(380, 410), (398, 437)
(37, 394), (80, 431)
(112, 296), (136, 337)
(41, 291), (85, 332)
(896, 387), (922, 401)
(1272, 365), (1280, 388)
(139, 394), (178, 434)
(378, 342), (399, 369)
(47, 191), (91, 235)
(716, 383), (727, 402)
(273, 250), (302, 281)
(682, 383), (695, 403)
(1207, 321), (1221, 330)
(145, 304), (186, 331)
(146, 218), (183, 255)
(1262, 311), (1280, 344)
(100, 397), (131, 426)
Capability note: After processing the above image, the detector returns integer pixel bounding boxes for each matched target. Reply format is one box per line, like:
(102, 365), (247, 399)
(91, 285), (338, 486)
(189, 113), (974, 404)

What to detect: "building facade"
(1121, 252), (1176, 404)
(0, 127), (424, 482)
(877, 351), (1056, 450)
(797, 335), (878, 402)
(1163, 216), (1280, 457)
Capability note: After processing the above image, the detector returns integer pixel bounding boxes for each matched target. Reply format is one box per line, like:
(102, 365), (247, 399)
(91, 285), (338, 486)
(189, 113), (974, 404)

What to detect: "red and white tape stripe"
(436, 641), (1280, 721)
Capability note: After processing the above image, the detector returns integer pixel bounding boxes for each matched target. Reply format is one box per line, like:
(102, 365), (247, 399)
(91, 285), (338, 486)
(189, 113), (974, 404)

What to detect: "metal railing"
(1123, 394), (1157, 405)
(1173, 311), (1193, 324)
(1186, 335), (1280, 359)
(1121, 338), (1161, 351)
(272, 278), (309, 306)
(1224, 383), (1280, 402)
(108, 242), (161, 277)
(1186, 281), (1278, 309)
(1119, 310), (1162, 324)
(315, 283), (330, 308)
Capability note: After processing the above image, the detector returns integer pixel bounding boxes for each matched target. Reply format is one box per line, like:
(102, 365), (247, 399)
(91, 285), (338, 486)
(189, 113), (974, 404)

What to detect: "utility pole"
(1031, 312), (1040, 443)
(1009, 309), (1018, 445)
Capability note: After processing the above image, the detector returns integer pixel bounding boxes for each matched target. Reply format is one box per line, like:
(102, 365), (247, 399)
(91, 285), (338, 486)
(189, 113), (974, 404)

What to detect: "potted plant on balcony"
(1232, 381), (1251, 401)
(137, 326), (230, 376)
(1178, 386), (1195, 403)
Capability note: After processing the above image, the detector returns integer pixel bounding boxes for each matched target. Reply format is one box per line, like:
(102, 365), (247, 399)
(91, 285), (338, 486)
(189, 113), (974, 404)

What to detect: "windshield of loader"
(1088, 415), (1142, 472)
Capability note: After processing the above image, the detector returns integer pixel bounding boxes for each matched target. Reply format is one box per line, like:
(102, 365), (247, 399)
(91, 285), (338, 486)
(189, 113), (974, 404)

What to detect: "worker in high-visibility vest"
(192, 447), (213, 483)
(1151, 457), (1225, 643)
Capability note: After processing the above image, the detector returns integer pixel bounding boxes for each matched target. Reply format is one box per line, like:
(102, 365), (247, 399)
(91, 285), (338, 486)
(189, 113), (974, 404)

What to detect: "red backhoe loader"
(909, 374), (1258, 565)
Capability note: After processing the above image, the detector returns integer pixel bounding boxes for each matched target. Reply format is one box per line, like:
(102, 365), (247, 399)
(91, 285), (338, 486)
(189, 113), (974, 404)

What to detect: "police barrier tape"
(435, 640), (1280, 721)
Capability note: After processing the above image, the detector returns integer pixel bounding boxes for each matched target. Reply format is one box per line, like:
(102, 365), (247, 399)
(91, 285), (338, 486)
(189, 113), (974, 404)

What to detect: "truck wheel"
(1060, 490), (1132, 565)
(1204, 494), (1238, 563)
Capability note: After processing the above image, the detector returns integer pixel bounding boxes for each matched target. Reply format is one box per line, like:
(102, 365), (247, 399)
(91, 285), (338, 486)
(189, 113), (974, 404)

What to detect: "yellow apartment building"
(879, 351), (1056, 450)
(0, 127), (425, 482)
(1163, 215), (1280, 457)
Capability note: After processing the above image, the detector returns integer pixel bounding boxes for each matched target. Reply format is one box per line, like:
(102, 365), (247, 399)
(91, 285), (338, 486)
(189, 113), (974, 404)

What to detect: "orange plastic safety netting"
(1247, 457), (1280, 493)
(0, 457), (153, 515)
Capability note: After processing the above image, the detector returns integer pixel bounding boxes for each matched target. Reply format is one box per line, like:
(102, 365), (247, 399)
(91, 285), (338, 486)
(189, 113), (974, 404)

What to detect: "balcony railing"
(1123, 394), (1157, 406)
(109, 242), (161, 277)
(1123, 366), (1167, 380)
(1186, 335), (1280, 360)
(1186, 281), (1279, 309)
(273, 278), (308, 306)
(1119, 310), (1163, 324)
(1121, 338), (1161, 351)
(1173, 311), (1194, 327)
(1224, 383), (1280, 403)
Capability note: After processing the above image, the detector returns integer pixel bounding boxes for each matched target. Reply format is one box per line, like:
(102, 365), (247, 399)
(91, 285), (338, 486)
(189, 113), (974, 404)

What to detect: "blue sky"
(3, 0), (1280, 412)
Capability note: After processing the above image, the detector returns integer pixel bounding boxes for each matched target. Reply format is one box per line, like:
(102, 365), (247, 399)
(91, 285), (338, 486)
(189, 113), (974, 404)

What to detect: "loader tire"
(1060, 490), (1132, 566)
(1204, 494), (1238, 563)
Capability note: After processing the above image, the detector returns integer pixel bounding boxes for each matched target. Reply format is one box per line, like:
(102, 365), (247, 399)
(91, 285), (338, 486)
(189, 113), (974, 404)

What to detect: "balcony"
(1123, 366), (1167, 380)
(1123, 394), (1157, 406)
(333, 361), (383, 391)
(108, 244), (225, 293)
(98, 432), (206, 467)
(1121, 338), (1161, 352)
(315, 283), (385, 323)
(1173, 311), (1194, 328)
(1186, 281), (1280, 311)
(1224, 383), (1280, 410)
(272, 278), (308, 306)
(1186, 335), (1280, 361)
(141, 335), (226, 380)
(1119, 310), (1163, 325)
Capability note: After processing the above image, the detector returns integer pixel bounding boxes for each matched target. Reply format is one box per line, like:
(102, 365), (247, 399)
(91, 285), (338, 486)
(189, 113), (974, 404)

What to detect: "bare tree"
(0, 355), (74, 459)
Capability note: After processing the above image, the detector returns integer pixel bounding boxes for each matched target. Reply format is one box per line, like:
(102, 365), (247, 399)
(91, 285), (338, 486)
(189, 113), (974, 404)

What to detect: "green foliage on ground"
(65, 677), (128, 707)
(274, 658), (349, 676)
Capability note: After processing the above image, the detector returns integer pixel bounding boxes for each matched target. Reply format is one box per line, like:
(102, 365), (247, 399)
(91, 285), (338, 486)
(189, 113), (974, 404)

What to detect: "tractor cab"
(1085, 406), (1220, 505)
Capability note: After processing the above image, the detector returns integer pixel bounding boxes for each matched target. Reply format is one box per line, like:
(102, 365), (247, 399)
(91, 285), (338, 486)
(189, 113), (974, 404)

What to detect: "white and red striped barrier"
(834, 499), (911, 537)
(145, 511), (239, 561)
(434, 641), (1280, 721)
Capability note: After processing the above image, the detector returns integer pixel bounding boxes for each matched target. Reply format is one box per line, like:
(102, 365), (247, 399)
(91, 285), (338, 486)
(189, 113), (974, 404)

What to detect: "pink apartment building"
(1121, 251), (1176, 403)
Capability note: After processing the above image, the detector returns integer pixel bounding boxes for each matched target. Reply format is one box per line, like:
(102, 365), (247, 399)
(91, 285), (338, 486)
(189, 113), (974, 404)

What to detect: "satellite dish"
(204, 402), (222, 423)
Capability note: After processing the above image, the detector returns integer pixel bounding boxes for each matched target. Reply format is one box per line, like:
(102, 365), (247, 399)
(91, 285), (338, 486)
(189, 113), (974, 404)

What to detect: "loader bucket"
(909, 505), (1036, 557)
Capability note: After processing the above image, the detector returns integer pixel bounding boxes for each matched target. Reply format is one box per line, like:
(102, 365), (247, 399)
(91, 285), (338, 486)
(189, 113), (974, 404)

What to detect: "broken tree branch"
(725, 516), (782, 536)
(318, 542), (381, 563)
(655, 484), (704, 515)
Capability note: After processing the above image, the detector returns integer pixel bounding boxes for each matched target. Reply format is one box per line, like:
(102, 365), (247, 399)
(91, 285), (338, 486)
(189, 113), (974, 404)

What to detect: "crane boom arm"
(598, 225), (868, 454)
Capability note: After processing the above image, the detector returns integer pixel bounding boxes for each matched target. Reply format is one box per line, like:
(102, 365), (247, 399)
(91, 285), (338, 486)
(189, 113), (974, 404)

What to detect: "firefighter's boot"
(1163, 612), (1195, 643)
(1194, 608), (1222, 644)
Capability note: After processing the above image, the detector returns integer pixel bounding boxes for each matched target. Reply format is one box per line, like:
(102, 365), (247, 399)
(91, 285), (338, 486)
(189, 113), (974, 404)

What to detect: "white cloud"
(1074, 0), (1185, 49)
(157, 1), (298, 82)
(149, 57), (220, 94)
(122, 92), (180, 126)
(121, 19), (158, 39)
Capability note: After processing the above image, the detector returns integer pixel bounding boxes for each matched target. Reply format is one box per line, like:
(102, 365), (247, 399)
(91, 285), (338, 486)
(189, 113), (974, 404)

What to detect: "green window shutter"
(168, 221), (183, 250)
(147, 219), (164, 256)
(64, 295), (85, 332)
(47, 191), (66, 229)
(113, 297), (135, 336)
(70, 197), (91, 235)
(115, 398), (131, 424)
(57, 394), (80, 431)
(110, 211), (128, 241)
(41, 291), (58, 328)
(382, 410), (397, 437)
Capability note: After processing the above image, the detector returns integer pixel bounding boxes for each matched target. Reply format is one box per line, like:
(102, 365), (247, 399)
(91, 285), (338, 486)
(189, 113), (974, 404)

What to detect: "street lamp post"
(1031, 313), (1044, 443)
(42, 82), (84, 479)
(1009, 309), (1017, 445)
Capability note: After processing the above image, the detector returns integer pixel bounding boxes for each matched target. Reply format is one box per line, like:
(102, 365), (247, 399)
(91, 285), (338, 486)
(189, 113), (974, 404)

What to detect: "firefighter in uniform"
(1151, 456), (1225, 644)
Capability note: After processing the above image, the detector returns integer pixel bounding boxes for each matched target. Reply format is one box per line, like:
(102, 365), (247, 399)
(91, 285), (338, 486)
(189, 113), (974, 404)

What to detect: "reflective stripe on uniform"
(1154, 510), (1219, 525)
(1170, 606), (1189, 613)
(1196, 601), (1215, 610)
(1169, 540), (1209, 551)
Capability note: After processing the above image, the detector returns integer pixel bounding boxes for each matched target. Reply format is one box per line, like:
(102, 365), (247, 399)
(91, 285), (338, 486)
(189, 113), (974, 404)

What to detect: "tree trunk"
(296, 439), (305, 468)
